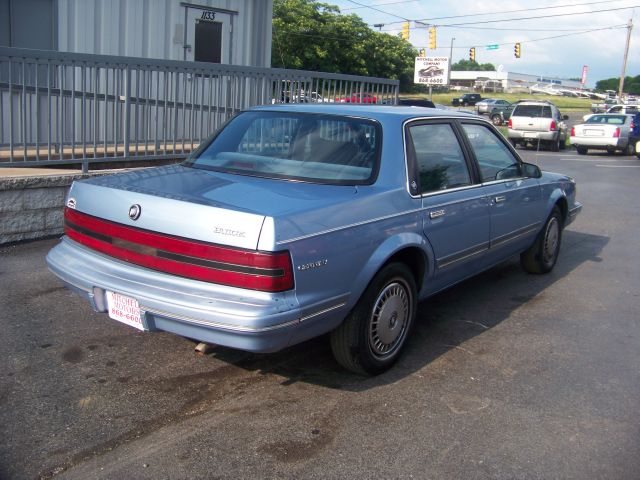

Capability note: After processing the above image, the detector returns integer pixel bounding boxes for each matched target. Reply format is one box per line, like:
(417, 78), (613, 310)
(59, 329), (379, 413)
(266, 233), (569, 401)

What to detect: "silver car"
(570, 114), (635, 155)
(476, 98), (511, 115)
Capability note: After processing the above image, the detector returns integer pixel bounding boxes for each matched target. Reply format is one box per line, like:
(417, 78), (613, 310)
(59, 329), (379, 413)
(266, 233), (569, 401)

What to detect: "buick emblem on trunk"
(128, 204), (142, 220)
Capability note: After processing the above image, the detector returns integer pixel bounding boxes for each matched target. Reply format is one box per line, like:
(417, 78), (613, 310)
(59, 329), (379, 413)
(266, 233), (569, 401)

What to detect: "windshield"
(186, 111), (380, 185)
(586, 115), (627, 124)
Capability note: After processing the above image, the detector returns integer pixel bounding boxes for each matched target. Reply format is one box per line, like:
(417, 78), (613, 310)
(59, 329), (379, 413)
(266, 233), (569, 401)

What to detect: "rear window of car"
(586, 115), (627, 124)
(186, 111), (380, 185)
(512, 105), (552, 118)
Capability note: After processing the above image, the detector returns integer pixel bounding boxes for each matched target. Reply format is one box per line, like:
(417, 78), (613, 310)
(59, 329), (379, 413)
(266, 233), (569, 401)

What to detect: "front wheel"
(330, 263), (417, 375)
(521, 207), (563, 274)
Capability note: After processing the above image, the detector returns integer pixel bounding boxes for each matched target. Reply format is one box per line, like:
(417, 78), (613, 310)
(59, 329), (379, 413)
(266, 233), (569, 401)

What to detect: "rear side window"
(513, 105), (552, 118)
(408, 123), (471, 194)
(187, 111), (379, 185)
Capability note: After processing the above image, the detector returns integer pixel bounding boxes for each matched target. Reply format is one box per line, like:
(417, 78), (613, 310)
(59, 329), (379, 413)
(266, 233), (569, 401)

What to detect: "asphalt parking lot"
(2, 149), (640, 479)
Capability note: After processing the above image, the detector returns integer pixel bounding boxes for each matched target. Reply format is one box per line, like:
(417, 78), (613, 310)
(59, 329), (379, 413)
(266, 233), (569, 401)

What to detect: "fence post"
(123, 65), (131, 164)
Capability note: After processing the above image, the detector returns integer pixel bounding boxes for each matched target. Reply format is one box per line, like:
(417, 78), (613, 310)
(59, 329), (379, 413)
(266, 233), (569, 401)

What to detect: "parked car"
(337, 93), (378, 103)
(508, 100), (569, 151)
(476, 98), (511, 115)
(398, 98), (436, 108)
(46, 105), (582, 375)
(489, 103), (517, 126)
(570, 113), (635, 155)
(451, 93), (482, 107)
(582, 105), (639, 122)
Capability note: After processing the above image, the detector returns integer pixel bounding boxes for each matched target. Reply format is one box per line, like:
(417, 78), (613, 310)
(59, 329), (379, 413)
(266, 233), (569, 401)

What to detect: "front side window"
(408, 123), (471, 194)
(462, 123), (522, 182)
(186, 111), (380, 185)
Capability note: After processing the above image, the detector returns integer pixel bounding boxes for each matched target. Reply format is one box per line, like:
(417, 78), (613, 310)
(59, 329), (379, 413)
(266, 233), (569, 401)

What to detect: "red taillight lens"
(613, 127), (620, 138)
(570, 127), (575, 136)
(507, 118), (512, 128)
(550, 120), (557, 131)
(63, 208), (294, 292)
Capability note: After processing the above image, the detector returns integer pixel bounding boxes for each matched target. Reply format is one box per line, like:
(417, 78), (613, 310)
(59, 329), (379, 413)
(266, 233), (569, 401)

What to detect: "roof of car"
(250, 103), (479, 121)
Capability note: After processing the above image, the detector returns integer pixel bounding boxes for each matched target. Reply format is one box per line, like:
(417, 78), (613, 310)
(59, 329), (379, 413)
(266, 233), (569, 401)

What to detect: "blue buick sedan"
(47, 104), (582, 375)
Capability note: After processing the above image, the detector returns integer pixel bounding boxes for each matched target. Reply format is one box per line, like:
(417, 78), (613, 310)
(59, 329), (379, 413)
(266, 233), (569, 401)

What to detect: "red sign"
(581, 65), (588, 85)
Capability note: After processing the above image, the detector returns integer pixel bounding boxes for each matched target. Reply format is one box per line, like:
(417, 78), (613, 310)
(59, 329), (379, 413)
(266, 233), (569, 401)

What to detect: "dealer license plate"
(106, 291), (145, 331)
(524, 132), (538, 139)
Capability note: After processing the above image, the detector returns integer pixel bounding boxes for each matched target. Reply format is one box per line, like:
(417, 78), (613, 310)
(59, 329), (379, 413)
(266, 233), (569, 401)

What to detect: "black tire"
(622, 142), (634, 156)
(330, 263), (417, 375)
(550, 136), (560, 152)
(491, 114), (503, 126)
(576, 146), (588, 155)
(521, 207), (563, 274)
(559, 136), (566, 150)
(606, 146), (616, 155)
(509, 139), (517, 149)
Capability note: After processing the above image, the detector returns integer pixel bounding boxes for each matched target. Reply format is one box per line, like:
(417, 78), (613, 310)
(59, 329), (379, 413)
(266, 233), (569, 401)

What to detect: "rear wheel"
(576, 146), (588, 155)
(330, 263), (417, 375)
(606, 146), (616, 155)
(550, 136), (560, 152)
(622, 142), (634, 156)
(509, 139), (517, 149)
(521, 207), (563, 274)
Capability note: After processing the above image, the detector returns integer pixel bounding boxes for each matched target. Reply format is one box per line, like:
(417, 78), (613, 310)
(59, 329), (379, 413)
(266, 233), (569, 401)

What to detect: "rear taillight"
(64, 208), (294, 292)
(570, 127), (575, 136)
(550, 120), (557, 131)
(507, 118), (512, 128)
(613, 127), (620, 138)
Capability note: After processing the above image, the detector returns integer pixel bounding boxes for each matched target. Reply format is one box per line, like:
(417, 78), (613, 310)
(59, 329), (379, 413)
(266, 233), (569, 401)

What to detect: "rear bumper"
(508, 129), (558, 141)
(569, 136), (627, 149)
(46, 237), (347, 353)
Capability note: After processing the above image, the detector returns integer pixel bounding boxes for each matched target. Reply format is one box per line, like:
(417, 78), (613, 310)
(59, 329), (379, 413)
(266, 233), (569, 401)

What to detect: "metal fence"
(0, 47), (399, 171)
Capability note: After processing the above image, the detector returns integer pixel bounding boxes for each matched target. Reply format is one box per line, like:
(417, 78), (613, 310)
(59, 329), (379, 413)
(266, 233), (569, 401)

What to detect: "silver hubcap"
(369, 281), (410, 359)
(542, 217), (559, 264)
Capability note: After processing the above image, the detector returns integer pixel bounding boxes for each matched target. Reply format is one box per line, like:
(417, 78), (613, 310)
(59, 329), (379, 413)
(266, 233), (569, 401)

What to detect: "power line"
(343, 0), (409, 21)
(379, 0), (628, 26)
(341, 0), (418, 11)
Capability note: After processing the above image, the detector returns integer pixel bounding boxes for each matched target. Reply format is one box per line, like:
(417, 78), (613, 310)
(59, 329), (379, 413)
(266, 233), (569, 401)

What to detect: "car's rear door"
(405, 120), (490, 294)
(459, 121), (545, 265)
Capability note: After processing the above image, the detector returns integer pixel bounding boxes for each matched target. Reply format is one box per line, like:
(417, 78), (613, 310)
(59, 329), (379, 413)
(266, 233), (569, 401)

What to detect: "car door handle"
(493, 195), (506, 204)
(429, 209), (446, 219)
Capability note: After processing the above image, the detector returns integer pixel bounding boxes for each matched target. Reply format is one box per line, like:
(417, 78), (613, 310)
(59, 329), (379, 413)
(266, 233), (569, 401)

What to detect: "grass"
(401, 92), (593, 111)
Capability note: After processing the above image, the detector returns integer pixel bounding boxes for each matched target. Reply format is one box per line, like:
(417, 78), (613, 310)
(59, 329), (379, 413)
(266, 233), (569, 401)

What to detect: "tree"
(271, 0), (419, 91)
(595, 75), (640, 95)
(451, 59), (496, 71)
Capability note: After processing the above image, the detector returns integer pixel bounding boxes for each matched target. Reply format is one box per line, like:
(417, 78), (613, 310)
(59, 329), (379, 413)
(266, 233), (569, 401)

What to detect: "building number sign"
(200, 11), (216, 21)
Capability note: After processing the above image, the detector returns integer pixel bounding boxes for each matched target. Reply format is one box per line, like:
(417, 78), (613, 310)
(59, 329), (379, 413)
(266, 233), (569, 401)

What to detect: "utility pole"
(618, 18), (633, 100)
(448, 37), (455, 87)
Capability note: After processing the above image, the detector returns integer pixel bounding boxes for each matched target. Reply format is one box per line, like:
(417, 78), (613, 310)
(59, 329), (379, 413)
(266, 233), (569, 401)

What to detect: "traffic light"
(428, 27), (437, 49)
(419, 48), (426, 57)
(514, 42), (521, 58)
(469, 47), (476, 62)
(401, 21), (410, 40)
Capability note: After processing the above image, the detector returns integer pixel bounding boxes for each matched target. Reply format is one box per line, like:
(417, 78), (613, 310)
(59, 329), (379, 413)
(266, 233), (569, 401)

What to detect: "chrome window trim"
(402, 115), (488, 199)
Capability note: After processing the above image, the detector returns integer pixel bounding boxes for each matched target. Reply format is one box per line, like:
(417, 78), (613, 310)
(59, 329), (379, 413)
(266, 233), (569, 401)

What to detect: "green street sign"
(486, 44), (499, 50)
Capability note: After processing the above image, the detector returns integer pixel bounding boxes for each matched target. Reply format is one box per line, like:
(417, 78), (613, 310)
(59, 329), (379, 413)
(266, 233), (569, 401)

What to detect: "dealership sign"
(414, 57), (449, 86)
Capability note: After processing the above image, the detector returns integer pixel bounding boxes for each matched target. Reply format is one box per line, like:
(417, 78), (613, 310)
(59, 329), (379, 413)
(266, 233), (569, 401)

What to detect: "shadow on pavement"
(206, 229), (609, 390)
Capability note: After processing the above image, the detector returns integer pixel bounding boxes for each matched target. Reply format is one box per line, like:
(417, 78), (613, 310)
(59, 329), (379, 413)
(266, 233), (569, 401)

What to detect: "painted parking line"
(595, 164), (640, 168)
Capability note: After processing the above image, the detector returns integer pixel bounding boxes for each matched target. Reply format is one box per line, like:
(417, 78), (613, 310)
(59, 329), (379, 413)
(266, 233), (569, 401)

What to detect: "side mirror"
(522, 162), (542, 178)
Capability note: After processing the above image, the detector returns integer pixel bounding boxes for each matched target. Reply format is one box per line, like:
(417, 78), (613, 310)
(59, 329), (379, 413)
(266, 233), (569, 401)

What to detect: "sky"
(327, 0), (639, 87)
